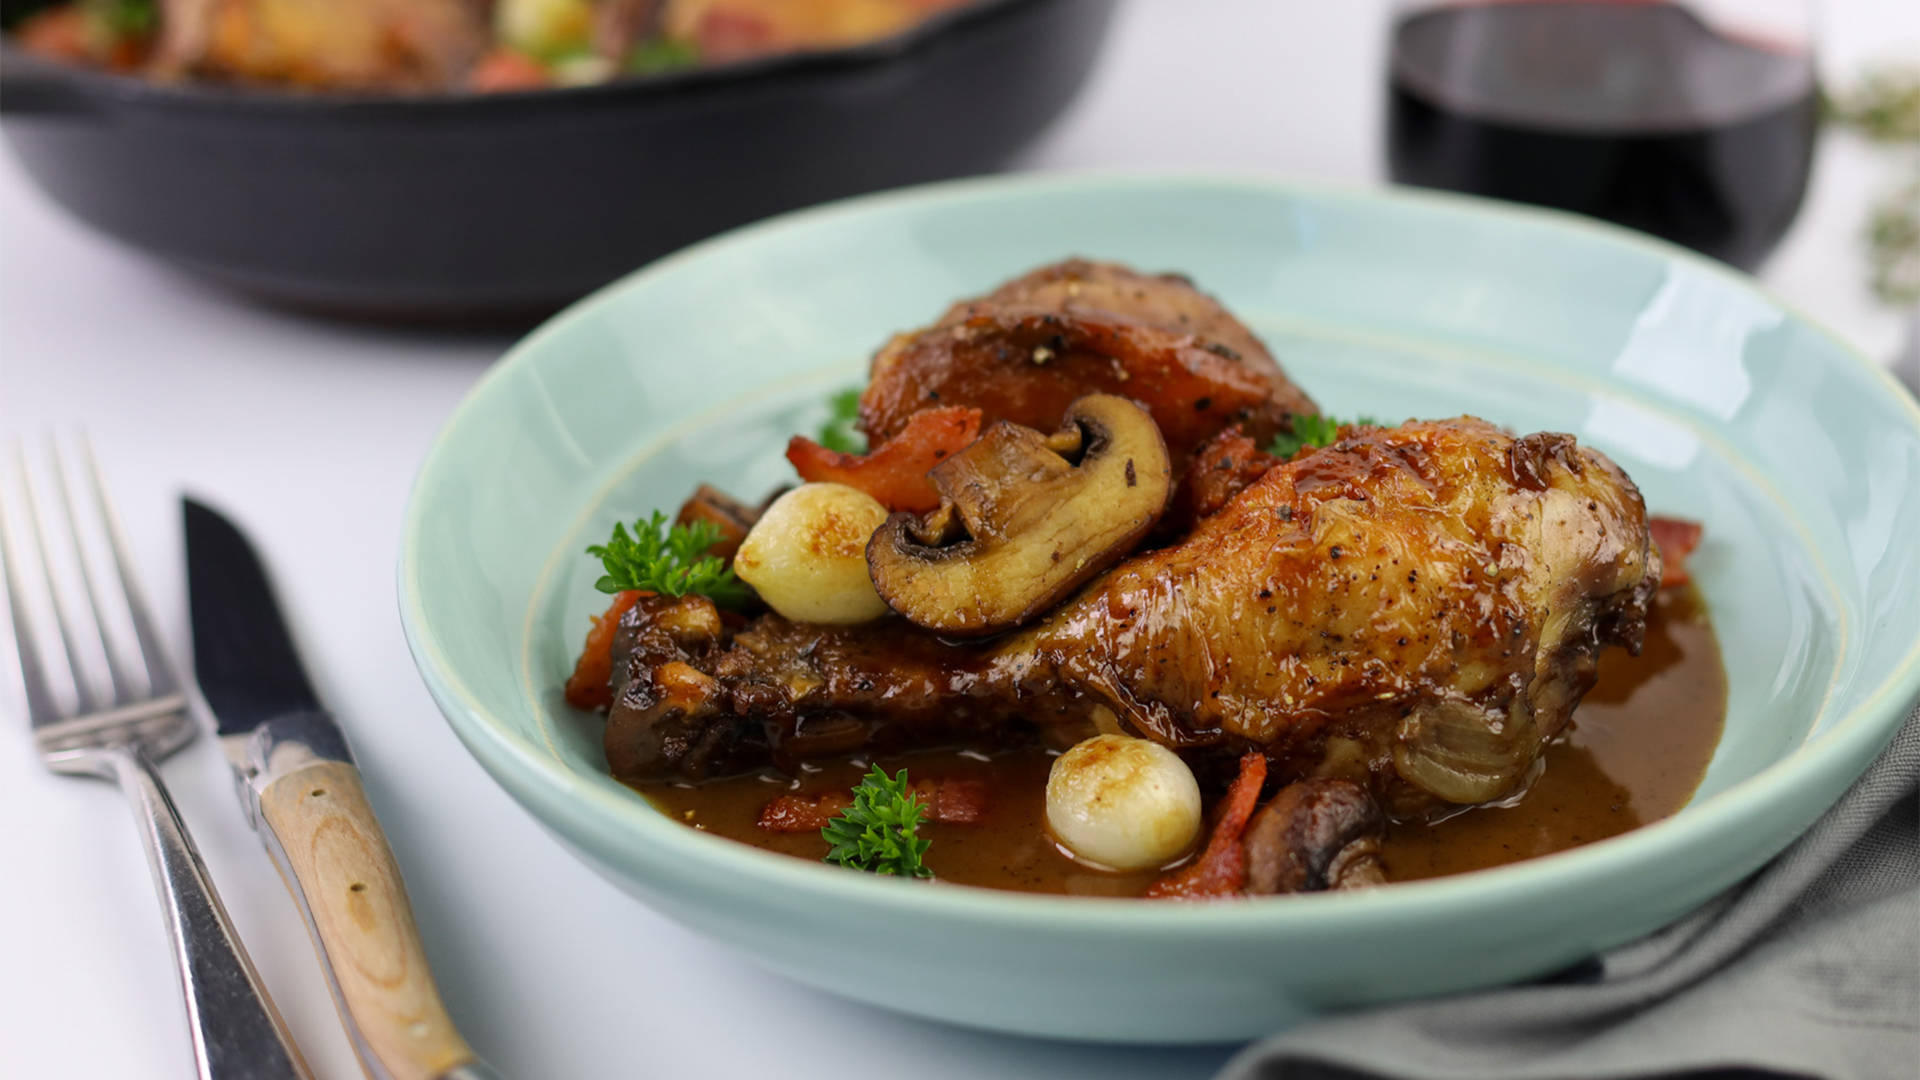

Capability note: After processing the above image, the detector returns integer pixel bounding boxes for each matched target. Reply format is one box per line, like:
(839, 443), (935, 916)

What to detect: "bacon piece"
(916, 777), (988, 824)
(564, 590), (645, 710)
(1145, 752), (1267, 900)
(673, 484), (758, 563)
(1650, 516), (1704, 589)
(785, 406), (982, 513)
(1164, 425), (1279, 535)
(757, 792), (844, 832)
(756, 777), (989, 832)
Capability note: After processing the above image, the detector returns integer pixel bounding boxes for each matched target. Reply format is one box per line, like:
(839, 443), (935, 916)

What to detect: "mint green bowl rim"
(398, 170), (1920, 935)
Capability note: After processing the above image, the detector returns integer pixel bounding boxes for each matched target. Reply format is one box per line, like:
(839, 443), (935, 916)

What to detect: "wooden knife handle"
(258, 761), (479, 1080)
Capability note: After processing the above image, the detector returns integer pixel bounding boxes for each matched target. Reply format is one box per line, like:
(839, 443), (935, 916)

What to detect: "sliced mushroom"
(866, 393), (1172, 636)
(1242, 779), (1387, 894)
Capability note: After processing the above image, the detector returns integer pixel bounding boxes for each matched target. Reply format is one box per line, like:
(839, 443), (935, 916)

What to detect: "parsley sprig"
(587, 511), (749, 607)
(1267, 414), (1382, 459)
(822, 766), (933, 879)
(817, 387), (866, 454)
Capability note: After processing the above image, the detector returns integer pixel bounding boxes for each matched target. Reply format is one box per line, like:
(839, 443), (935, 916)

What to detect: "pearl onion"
(734, 483), (890, 625)
(1046, 734), (1203, 871)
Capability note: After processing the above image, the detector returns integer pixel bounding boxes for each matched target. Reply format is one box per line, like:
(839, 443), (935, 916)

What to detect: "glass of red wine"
(1386, 0), (1820, 271)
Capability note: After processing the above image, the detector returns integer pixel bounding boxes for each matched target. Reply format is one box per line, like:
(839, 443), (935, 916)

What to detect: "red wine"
(1387, 2), (1818, 270)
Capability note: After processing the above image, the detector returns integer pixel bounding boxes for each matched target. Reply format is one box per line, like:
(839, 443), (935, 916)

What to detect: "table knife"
(184, 497), (502, 1080)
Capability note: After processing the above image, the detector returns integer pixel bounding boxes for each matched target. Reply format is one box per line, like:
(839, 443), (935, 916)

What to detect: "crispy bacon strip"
(1650, 516), (1704, 589)
(1145, 752), (1268, 900)
(756, 777), (989, 832)
(563, 590), (645, 710)
(785, 406), (982, 513)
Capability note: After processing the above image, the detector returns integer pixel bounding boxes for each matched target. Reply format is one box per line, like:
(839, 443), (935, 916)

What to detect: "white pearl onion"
(1046, 734), (1203, 871)
(733, 483), (891, 625)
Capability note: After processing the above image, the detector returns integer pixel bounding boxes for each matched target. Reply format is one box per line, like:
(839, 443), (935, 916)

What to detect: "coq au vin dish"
(12, 0), (978, 92)
(562, 258), (1725, 899)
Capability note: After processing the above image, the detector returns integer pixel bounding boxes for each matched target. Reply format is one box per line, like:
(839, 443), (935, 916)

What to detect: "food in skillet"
(11, 0), (975, 92)
(563, 258), (1724, 898)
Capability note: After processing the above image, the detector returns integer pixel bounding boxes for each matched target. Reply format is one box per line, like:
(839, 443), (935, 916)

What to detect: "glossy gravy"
(638, 588), (1725, 894)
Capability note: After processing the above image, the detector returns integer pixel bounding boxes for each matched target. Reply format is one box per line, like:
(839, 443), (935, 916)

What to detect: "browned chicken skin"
(858, 259), (1318, 468)
(604, 418), (1659, 818)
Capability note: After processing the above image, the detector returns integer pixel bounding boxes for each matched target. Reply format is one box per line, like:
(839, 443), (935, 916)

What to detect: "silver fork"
(1, 437), (312, 1080)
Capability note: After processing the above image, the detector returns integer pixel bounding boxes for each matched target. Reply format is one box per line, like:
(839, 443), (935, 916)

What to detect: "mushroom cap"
(866, 393), (1172, 636)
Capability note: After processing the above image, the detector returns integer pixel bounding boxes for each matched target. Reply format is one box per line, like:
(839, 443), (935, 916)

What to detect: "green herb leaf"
(586, 510), (749, 607)
(1266, 414), (1383, 459)
(1865, 177), (1920, 306)
(816, 387), (866, 455)
(87, 0), (157, 38)
(822, 766), (933, 879)
(627, 36), (700, 75)
(1824, 67), (1920, 144)
(1825, 66), (1920, 306)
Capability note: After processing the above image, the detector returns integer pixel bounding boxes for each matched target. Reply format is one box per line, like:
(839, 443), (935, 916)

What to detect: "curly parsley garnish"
(817, 387), (866, 454)
(587, 511), (748, 607)
(1267, 414), (1382, 459)
(822, 766), (933, 879)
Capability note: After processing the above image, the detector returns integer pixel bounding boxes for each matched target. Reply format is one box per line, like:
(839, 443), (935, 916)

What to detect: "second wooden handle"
(259, 761), (476, 1080)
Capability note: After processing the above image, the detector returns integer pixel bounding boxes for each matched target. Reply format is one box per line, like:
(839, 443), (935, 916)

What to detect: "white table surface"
(3, 3), (1916, 1078)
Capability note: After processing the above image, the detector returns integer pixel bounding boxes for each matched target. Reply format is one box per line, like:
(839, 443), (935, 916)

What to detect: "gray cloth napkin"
(1219, 702), (1920, 1080)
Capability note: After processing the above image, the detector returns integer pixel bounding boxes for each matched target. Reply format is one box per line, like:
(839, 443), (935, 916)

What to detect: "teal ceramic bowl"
(399, 174), (1920, 1043)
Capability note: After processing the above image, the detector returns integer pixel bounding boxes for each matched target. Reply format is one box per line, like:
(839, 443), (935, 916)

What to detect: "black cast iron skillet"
(0, 0), (1115, 321)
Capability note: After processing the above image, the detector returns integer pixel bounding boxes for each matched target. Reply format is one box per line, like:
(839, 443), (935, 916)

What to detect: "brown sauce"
(637, 587), (1725, 895)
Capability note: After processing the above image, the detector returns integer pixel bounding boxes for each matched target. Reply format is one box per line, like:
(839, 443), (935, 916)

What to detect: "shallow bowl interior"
(400, 174), (1920, 1042)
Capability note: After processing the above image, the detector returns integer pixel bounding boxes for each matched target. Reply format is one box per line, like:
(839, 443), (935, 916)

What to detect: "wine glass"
(1385, 0), (1819, 271)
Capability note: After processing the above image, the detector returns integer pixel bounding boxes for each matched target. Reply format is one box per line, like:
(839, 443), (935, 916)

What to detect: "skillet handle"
(0, 49), (105, 117)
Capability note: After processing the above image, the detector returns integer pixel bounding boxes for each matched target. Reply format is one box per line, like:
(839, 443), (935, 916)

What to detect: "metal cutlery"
(0, 439), (312, 1080)
(184, 497), (502, 1080)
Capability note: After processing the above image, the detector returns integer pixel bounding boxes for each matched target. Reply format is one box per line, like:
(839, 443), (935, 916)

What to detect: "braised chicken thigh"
(857, 259), (1319, 468)
(605, 418), (1659, 821)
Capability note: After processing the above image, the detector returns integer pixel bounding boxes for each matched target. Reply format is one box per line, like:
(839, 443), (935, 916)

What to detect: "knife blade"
(185, 498), (503, 1080)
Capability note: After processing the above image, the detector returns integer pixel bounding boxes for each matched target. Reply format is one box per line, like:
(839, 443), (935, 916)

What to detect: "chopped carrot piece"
(786, 406), (981, 513)
(563, 590), (645, 710)
(1145, 752), (1268, 900)
(1650, 516), (1704, 588)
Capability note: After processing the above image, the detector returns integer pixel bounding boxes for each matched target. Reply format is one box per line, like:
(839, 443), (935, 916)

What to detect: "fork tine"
(78, 434), (177, 696)
(16, 445), (99, 713)
(50, 437), (138, 703)
(0, 464), (65, 726)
